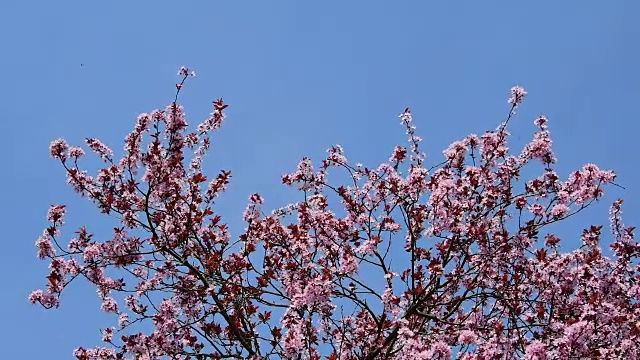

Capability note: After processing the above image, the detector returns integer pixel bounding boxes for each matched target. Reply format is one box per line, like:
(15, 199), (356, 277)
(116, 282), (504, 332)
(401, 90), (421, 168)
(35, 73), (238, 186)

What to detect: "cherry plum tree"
(31, 68), (640, 359)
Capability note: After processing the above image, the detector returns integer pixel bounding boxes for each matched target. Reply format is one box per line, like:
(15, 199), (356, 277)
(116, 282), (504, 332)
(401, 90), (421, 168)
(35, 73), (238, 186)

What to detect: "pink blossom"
(443, 140), (467, 168)
(357, 236), (380, 254)
(100, 297), (118, 313)
(28, 290), (59, 308)
(47, 204), (66, 224)
(196, 100), (227, 134)
(458, 330), (477, 345)
(529, 203), (545, 217)
(524, 340), (548, 360)
(178, 66), (195, 77)
(243, 193), (264, 222)
(85, 138), (113, 162)
(428, 341), (452, 360)
(165, 103), (188, 134)
(35, 233), (55, 259)
(68, 146), (85, 158)
(27, 289), (44, 304)
(390, 145), (408, 163)
(102, 327), (114, 342)
(118, 313), (129, 328)
(521, 128), (556, 164)
(73, 347), (117, 359)
(83, 243), (102, 262)
(339, 252), (358, 273)
(549, 203), (570, 218)
(326, 145), (347, 166)
(508, 85), (527, 107)
(49, 138), (69, 161)
(534, 115), (548, 127)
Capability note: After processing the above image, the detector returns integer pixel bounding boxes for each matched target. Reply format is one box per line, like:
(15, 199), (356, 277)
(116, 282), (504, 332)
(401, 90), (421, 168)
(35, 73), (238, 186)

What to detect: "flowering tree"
(31, 68), (640, 359)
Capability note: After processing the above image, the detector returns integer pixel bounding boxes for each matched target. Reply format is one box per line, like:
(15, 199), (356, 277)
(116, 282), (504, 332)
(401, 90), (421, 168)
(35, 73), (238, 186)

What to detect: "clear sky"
(1, 1), (639, 358)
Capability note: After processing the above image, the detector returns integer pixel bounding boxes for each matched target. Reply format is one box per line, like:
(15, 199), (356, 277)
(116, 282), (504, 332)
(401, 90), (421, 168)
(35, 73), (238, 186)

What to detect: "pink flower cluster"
(31, 74), (640, 359)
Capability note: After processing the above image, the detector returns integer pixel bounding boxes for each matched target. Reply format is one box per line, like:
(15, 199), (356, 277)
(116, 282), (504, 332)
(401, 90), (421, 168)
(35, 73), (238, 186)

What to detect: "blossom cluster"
(31, 71), (639, 359)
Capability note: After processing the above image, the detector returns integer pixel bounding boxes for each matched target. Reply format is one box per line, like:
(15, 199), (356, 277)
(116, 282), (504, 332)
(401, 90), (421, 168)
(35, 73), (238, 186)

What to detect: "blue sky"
(2, 1), (639, 358)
